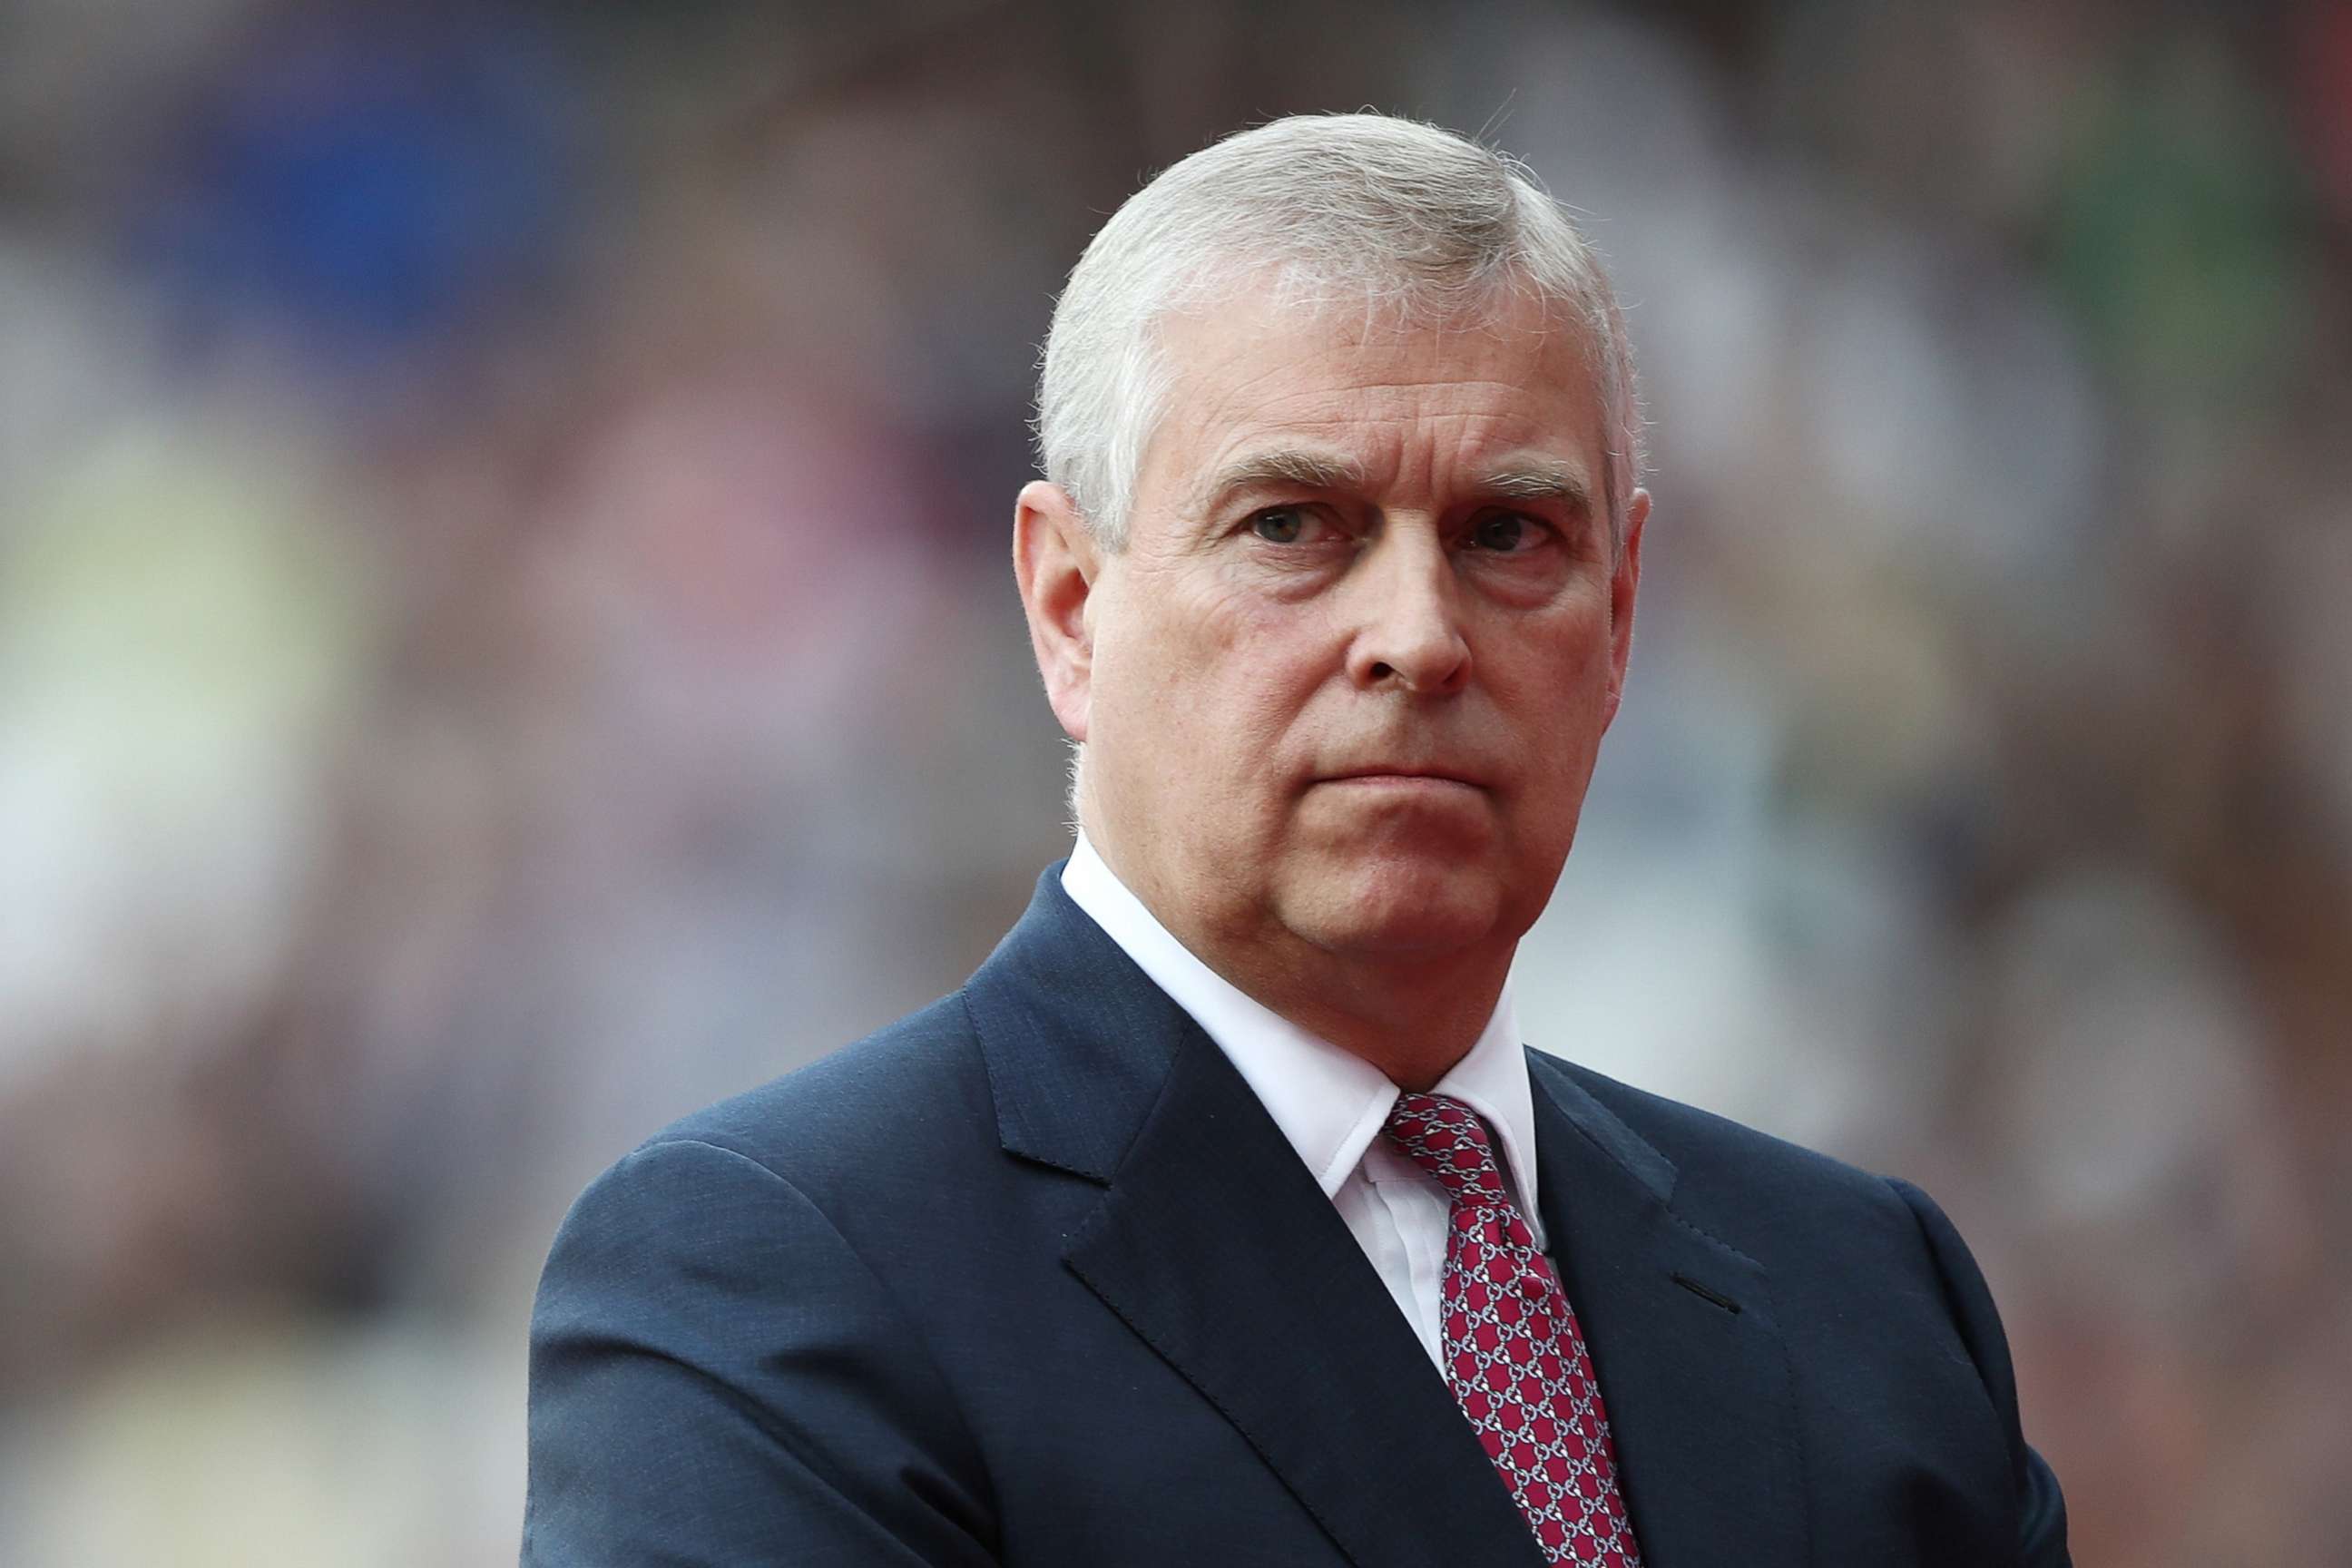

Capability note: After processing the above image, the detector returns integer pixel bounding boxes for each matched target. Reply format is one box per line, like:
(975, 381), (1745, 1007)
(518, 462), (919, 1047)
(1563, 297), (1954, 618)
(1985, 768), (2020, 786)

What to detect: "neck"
(1222, 946), (1511, 1093)
(1083, 829), (1513, 1092)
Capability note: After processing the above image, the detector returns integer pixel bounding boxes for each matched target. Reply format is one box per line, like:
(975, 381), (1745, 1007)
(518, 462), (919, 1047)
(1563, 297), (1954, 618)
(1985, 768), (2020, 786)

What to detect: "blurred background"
(1, 0), (2346, 1562)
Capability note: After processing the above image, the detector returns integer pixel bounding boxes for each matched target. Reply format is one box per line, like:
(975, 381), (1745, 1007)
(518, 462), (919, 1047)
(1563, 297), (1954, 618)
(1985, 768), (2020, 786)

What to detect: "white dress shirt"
(1062, 832), (1545, 1368)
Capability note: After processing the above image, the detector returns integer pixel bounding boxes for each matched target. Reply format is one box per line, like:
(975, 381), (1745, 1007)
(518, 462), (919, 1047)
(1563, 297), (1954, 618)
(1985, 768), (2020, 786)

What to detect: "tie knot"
(1382, 1092), (1512, 1210)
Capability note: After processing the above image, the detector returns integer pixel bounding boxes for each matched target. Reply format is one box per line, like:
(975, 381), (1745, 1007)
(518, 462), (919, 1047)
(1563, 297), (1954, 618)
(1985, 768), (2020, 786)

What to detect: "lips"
(1318, 766), (1487, 788)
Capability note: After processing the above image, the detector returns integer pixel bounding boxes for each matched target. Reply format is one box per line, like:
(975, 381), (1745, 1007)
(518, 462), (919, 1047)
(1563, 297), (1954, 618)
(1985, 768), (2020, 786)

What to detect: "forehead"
(1141, 287), (1604, 511)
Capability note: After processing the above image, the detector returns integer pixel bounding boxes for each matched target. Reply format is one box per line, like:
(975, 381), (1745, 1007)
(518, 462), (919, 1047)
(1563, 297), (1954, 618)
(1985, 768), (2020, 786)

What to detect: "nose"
(1344, 528), (1471, 696)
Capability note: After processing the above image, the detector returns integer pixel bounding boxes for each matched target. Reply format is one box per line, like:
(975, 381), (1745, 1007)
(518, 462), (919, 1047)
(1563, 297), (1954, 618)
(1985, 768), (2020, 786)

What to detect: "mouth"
(1316, 766), (1488, 790)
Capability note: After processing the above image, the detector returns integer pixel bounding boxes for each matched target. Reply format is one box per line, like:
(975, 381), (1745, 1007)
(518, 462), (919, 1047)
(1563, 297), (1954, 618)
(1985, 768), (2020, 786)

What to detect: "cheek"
(1494, 616), (1617, 762)
(1156, 585), (1329, 737)
(1090, 591), (1289, 789)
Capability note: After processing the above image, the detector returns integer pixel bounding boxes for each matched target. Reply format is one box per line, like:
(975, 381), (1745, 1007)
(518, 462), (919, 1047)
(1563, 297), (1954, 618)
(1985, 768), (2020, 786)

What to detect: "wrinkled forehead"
(1143, 279), (1607, 499)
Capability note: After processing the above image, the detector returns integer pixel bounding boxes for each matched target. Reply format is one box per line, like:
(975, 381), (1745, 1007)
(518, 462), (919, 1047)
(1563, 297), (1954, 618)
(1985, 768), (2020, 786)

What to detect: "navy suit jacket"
(524, 865), (2070, 1565)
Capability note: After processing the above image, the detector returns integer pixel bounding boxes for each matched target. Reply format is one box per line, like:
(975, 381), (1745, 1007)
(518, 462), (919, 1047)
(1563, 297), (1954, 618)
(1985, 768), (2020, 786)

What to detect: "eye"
(1250, 506), (1314, 544)
(1466, 512), (1545, 553)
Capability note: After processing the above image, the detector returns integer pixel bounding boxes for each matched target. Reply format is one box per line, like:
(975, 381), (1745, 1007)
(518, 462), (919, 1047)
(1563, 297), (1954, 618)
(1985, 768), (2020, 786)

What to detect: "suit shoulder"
(1534, 1050), (1904, 1216)
(642, 989), (995, 1191)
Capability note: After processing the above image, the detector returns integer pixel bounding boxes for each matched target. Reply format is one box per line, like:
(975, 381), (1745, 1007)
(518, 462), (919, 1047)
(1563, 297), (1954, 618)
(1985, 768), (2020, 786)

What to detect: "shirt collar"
(1060, 832), (1544, 1234)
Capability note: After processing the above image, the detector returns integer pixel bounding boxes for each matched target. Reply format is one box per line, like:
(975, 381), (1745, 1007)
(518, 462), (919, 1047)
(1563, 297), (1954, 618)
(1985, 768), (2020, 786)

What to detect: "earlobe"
(1013, 481), (1100, 742)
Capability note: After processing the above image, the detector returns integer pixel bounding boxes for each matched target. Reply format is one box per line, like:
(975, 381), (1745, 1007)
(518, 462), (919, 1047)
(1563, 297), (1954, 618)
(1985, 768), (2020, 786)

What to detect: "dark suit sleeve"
(523, 1137), (1000, 1566)
(1887, 1178), (2071, 1568)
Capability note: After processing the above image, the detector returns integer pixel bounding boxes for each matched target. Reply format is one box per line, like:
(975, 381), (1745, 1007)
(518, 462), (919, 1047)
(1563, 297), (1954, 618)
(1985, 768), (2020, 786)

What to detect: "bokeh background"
(2, 1), (2347, 1562)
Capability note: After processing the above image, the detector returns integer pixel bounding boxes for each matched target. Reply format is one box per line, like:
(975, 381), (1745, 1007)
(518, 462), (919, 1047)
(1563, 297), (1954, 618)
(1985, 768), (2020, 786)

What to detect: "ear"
(1602, 487), (1648, 729)
(1013, 480), (1102, 742)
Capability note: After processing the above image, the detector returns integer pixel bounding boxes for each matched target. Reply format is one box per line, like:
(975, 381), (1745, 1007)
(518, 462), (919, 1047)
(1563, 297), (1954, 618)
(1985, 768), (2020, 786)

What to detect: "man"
(524, 114), (2070, 1567)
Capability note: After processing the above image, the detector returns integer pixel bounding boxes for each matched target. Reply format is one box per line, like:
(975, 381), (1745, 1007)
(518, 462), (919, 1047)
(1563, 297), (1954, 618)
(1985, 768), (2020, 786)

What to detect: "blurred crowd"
(0, 2), (2346, 1563)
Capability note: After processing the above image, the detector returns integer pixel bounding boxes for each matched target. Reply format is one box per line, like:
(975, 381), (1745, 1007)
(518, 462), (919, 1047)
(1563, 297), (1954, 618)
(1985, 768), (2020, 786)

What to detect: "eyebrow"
(1198, 448), (1369, 511)
(1195, 447), (1596, 519)
(1476, 462), (1595, 514)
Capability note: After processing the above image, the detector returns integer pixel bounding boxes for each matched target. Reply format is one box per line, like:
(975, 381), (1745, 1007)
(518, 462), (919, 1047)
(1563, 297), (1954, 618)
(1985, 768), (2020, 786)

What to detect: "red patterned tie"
(1384, 1092), (1644, 1567)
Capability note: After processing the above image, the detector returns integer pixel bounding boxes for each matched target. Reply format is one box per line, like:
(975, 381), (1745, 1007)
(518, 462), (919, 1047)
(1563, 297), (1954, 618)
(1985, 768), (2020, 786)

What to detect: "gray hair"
(1034, 113), (1644, 554)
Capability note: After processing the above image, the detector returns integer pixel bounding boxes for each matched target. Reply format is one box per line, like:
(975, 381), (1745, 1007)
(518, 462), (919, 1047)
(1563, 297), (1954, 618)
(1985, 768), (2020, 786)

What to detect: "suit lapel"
(1526, 1054), (1808, 1568)
(966, 868), (1542, 1568)
(1065, 1026), (1547, 1568)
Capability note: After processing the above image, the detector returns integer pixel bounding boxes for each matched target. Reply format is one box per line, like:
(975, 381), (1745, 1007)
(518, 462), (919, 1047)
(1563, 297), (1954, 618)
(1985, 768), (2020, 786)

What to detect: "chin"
(1280, 856), (1514, 957)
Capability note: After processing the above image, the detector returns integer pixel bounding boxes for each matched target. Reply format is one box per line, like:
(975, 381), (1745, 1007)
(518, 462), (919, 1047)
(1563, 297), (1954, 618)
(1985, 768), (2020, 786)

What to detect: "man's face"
(1041, 285), (1644, 971)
